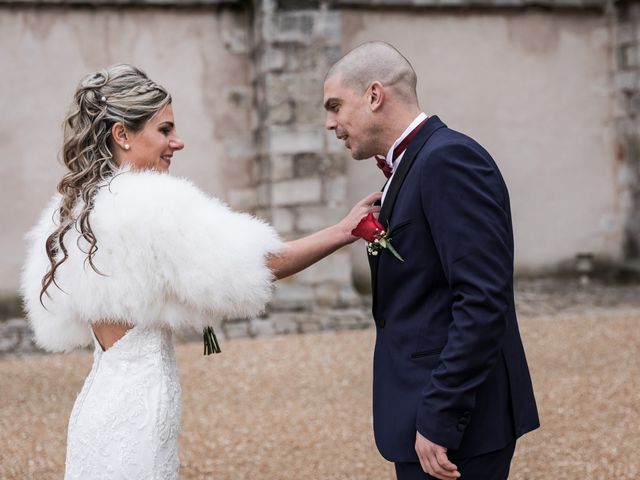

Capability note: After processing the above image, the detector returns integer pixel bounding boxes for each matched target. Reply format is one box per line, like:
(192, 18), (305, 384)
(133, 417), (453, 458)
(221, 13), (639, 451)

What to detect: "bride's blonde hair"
(41, 64), (171, 303)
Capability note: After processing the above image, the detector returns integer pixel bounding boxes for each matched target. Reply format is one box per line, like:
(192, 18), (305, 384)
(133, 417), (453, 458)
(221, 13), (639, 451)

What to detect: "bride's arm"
(267, 191), (381, 280)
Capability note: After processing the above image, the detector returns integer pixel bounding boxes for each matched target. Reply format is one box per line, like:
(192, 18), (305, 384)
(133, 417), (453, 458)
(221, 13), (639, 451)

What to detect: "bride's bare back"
(91, 322), (132, 351)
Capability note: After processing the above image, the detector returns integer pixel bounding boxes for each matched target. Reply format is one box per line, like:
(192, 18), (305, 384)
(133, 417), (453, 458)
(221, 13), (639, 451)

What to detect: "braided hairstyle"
(41, 64), (171, 303)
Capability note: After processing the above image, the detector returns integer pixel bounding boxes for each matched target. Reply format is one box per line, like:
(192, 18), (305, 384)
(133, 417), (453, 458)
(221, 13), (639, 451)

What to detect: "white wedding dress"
(64, 327), (181, 480)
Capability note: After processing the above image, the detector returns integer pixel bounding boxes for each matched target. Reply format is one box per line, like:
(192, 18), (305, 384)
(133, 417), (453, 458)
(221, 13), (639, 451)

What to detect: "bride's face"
(119, 104), (185, 173)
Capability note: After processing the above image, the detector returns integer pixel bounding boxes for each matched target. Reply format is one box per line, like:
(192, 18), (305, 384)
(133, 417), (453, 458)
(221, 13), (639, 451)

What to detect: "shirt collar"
(385, 112), (428, 169)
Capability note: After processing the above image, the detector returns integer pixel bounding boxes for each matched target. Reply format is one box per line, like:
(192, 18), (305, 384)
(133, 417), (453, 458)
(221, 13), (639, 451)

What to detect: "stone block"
(295, 153), (347, 177)
(298, 318), (323, 333)
(264, 74), (294, 107)
(268, 126), (324, 155)
(264, 73), (322, 108)
(254, 207), (273, 223)
(314, 283), (339, 307)
(221, 318), (250, 339)
(0, 322), (20, 352)
(629, 3), (640, 19)
(221, 18), (249, 55)
(0, 318), (37, 354)
(325, 45), (342, 66)
(174, 329), (201, 344)
(270, 313), (301, 334)
(293, 153), (324, 176)
(312, 312), (335, 330)
(409, 0), (440, 5)
(257, 183), (271, 207)
(550, 0), (582, 7)
(269, 101), (294, 125)
(338, 286), (363, 308)
(617, 24), (634, 46)
(223, 135), (255, 160)
(271, 207), (296, 233)
(437, 0), (471, 6)
(272, 282), (314, 310)
(295, 205), (345, 232)
(326, 153), (348, 175)
(267, 12), (315, 43)
(318, 10), (341, 43)
(296, 250), (352, 284)
(224, 85), (251, 108)
(263, 47), (286, 72)
(630, 45), (640, 71)
(331, 309), (372, 330)
(283, 44), (320, 72)
(295, 99), (324, 125)
(272, 178), (323, 206)
(250, 108), (260, 132)
(271, 155), (295, 180)
(579, 0), (605, 6)
(615, 70), (637, 92)
(228, 187), (258, 211)
(323, 176), (347, 206)
(249, 318), (276, 337)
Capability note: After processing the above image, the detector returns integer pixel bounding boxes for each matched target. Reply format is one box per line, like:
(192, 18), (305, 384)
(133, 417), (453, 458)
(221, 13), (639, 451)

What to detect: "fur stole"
(20, 169), (284, 352)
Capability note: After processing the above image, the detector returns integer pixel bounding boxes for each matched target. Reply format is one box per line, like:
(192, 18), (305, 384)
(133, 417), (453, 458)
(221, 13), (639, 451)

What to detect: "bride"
(20, 64), (380, 479)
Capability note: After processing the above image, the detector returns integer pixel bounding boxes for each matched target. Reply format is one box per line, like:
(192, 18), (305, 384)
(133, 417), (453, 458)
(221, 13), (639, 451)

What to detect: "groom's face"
(323, 75), (377, 160)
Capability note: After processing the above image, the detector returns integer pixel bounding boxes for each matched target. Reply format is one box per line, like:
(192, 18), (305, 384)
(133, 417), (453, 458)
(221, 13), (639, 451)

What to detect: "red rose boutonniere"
(351, 213), (404, 262)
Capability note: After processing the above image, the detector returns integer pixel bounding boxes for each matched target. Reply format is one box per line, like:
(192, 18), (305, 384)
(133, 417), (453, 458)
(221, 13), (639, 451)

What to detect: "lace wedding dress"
(64, 327), (181, 480)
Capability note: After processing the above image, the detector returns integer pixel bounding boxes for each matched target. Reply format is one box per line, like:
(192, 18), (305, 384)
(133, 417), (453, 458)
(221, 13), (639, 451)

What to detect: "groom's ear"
(368, 81), (384, 112)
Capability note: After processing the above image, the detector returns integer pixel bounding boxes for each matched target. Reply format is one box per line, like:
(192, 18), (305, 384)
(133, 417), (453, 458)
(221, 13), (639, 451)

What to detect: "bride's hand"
(336, 191), (382, 245)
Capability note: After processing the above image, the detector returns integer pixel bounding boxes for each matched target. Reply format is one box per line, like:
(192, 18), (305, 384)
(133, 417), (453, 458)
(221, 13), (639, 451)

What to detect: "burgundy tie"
(375, 116), (429, 179)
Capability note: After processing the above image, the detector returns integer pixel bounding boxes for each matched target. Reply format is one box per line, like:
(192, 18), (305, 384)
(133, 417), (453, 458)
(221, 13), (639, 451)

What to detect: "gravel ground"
(1, 280), (639, 479)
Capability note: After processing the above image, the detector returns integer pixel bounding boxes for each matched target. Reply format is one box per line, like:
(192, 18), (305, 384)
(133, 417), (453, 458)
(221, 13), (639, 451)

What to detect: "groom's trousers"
(394, 441), (516, 480)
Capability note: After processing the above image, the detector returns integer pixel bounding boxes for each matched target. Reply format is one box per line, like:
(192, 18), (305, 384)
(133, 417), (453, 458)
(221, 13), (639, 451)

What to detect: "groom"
(323, 42), (539, 479)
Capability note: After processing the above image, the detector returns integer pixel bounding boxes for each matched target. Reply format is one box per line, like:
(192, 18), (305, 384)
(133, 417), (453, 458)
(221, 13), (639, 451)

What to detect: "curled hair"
(41, 64), (172, 303)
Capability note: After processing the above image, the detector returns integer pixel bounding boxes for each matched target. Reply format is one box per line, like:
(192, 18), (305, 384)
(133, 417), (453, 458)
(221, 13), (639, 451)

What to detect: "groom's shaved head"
(326, 42), (418, 104)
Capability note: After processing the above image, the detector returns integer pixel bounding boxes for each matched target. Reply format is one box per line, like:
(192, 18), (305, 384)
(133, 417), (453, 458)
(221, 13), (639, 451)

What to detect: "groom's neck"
(379, 105), (422, 154)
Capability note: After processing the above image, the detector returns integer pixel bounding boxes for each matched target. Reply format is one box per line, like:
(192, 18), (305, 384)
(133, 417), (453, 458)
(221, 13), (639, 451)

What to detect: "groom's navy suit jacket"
(369, 116), (539, 462)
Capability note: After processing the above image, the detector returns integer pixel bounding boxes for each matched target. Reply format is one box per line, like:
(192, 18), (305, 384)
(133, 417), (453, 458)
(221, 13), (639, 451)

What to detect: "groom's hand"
(415, 431), (460, 479)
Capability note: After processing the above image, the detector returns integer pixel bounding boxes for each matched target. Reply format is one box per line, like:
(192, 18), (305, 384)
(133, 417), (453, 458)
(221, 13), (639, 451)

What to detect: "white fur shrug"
(21, 169), (283, 352)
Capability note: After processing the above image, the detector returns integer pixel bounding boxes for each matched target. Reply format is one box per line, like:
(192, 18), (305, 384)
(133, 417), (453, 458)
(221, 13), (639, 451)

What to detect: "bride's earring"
(124, 144), (130, 151)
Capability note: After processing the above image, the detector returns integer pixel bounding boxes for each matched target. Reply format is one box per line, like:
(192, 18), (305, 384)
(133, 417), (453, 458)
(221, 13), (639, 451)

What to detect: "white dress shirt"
(381, 112), (428, 205)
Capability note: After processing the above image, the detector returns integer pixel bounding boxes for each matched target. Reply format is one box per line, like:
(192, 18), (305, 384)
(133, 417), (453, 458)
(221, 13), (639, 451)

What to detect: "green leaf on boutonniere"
(385, 239), (404, 262)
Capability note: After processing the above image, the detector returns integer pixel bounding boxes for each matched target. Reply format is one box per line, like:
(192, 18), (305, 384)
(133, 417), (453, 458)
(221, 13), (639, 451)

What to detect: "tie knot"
(374, 116), (430, 179)
(375, 155), (393, 179)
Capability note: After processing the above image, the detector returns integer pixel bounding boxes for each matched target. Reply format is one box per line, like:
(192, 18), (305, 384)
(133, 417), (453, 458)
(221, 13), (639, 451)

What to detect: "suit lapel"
(378, 116), (446, 226)
(370, 115), (446, 327)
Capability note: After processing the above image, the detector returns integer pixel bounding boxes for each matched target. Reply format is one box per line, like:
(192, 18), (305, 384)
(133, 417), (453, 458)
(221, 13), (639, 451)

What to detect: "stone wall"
(4, 0), (640, 355)
(342, 8), (622, 281)
(251, 0), (364, 313)
(613, 0), (640, 263)
(0, 5), (255, 293)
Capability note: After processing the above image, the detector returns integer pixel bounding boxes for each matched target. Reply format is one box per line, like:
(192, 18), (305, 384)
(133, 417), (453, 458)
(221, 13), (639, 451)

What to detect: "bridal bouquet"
(203, 327), (221, 355)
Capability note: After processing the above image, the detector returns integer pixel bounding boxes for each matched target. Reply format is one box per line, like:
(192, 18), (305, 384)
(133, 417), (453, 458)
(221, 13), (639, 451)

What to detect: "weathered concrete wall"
(614, 0), (640, 262)
(0, 6), (254, 293)
(252, 1), (364, 313)
(0, 1), (626, 301)
(342, 10), (621, 282)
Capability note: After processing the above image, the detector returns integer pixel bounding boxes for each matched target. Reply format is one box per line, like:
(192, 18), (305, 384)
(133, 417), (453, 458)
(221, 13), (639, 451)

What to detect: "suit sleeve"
(416, 142), (513, 450)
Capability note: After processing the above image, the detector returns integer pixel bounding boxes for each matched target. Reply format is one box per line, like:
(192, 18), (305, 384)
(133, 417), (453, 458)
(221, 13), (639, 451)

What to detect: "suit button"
(457, 423), (466, 432)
